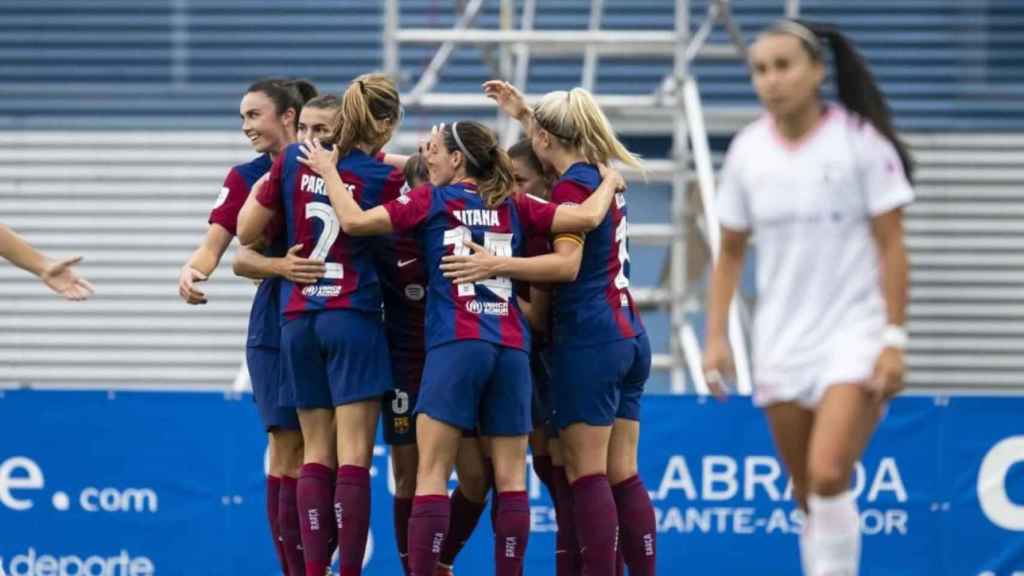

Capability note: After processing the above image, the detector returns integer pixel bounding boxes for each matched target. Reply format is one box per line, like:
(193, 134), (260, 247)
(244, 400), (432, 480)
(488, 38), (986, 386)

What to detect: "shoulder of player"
(561, 162), (600, 187)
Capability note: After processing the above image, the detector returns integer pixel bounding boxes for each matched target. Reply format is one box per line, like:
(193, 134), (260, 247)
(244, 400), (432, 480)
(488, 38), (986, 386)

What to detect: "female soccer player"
(0, 224), (94, 300)
(231, 92), (342, 575)
(237, 73), (402, 576)
(703, 20), (913, 576)
(442, 81), (658, 576)
(177, 77), (318, 576)
(298, 120), (623, 576)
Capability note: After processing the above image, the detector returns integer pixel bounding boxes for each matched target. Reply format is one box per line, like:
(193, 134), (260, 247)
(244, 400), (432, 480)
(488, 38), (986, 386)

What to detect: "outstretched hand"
(41, 256), (95, 301)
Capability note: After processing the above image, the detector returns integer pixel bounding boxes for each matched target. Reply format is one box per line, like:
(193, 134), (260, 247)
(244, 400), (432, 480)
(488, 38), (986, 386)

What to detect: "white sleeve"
(856, 124), (915, 216)
(715, 138), (752, 231)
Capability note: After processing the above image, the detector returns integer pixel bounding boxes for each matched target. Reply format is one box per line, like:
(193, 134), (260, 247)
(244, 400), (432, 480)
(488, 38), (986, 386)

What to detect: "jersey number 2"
(306, 203), (344, 279)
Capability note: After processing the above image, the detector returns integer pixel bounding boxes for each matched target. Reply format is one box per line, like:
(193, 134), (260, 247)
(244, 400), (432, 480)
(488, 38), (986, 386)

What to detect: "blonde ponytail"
(534, 87), (644, 172)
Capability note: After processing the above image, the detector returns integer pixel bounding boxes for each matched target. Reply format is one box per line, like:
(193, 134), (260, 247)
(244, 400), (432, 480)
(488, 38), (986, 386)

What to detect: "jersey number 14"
(443, 226), (513, 300)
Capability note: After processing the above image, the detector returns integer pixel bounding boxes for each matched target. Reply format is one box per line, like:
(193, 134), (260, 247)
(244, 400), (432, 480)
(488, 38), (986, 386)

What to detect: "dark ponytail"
(246, 77), (319, 131)
(785, 20), (914, 182)
(443, 121), (515, 208)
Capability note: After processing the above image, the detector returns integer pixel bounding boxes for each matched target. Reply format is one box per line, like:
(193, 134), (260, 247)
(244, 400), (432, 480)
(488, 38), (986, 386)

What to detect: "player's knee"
(393, 467), (417, 498)
(270, 430), (304, 474)
(456, 466), (492, 501)
(607, 459), (637, 486)
(491, 466), (525, 494)
(808, 459), (850, 496)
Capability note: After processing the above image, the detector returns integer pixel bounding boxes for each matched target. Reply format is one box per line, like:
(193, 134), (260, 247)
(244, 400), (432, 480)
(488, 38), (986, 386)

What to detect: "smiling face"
(748, 33), (825, 121)
(239, 91), (292, 154)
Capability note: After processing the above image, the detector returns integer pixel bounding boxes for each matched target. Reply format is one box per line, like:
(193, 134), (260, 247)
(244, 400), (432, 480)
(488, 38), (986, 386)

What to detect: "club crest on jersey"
(213, 186), (230, 209)
(452, 209), (500, 227)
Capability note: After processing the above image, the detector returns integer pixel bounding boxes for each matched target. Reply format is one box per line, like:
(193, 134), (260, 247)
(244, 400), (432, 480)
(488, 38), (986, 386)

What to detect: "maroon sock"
(482, 457), (497, 531)
(532, 454), (554, 497)
(439, 487), (487, 566)
(335, 466), (371, 576)
(266, 476), (289, 575)
(494, 491), (531, 576)
(298, 463), (335, 576)
(279, 476), (305, 576)
(552, 467), (581, 576)
(613, 475), (657, 575)
(572, 474), (618, 576)
(408, 495), (450, 576)
(394, 497), (413, 575)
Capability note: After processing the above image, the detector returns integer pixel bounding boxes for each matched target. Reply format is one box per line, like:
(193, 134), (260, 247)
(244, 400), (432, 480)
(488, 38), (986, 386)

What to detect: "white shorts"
(752, 336), (884, 409)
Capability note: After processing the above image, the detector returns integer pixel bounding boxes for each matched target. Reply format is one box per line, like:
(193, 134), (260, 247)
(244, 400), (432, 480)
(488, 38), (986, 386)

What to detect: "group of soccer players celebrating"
(178, 68), (655, 576)
(171, 17), (912, 576)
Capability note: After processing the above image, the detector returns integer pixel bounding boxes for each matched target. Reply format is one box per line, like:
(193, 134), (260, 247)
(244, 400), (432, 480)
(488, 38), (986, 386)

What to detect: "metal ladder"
(382, 0), (802, 394)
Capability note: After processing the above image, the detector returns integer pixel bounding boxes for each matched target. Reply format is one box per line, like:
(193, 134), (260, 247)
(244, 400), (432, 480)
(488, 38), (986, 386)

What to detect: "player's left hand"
(297, 138), (339, 177)
(868, 347), (905, 402)
(41, 256), (95, 301)
(440, 240), (497, 284)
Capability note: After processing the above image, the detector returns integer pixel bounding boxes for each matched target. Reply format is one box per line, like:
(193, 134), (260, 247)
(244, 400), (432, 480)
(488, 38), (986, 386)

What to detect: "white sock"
(799, 519), (814, 575)
(807, 491), (861, 576)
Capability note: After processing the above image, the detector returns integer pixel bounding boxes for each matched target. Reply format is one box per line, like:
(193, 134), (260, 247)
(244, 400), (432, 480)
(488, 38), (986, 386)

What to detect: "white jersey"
(716, 104), (914, 396)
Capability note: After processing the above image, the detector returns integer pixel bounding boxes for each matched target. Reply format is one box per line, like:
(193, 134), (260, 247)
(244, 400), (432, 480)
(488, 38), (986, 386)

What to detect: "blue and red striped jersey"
(207, 154), (285, 349)
(383, 182), (557, 352)
(373, 170), (428, 393)
(550, 162), (644, 347)
(256, 145), (401, 319)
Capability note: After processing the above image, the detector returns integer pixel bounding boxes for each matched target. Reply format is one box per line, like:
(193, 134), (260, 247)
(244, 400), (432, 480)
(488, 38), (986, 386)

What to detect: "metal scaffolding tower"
(382, 0), (801, 394)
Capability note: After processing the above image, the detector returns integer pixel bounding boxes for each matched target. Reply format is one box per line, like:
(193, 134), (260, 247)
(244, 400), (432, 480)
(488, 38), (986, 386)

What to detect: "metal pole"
(405, 0), (486, 104)
(582, 0), (605, 92)
(785, 0), (801, 18)
(384, 0), (400, 77)
(669, 0), (690, 393)
(504, 0), (537, 147)
(170, 0), (189, 89)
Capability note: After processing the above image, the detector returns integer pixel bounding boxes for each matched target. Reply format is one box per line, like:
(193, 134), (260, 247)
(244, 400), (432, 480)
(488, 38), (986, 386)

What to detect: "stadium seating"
(1, 1), (1022, 392)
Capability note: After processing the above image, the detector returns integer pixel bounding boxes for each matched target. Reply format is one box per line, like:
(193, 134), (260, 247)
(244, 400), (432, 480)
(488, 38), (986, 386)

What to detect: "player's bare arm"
(178, 224), (233, 305)
(233, 243), (327, 284)
(1, 223), (95, 301)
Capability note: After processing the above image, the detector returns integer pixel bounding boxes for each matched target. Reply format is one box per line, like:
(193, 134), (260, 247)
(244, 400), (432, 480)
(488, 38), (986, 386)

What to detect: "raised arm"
(1, 224), (95, 300)
(298, 139), (394, 236)
(483, 80), (536, 137)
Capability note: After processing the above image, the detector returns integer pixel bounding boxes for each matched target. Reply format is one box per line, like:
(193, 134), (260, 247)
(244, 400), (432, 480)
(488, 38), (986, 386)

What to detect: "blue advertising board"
(0, 391), (1021, 575)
